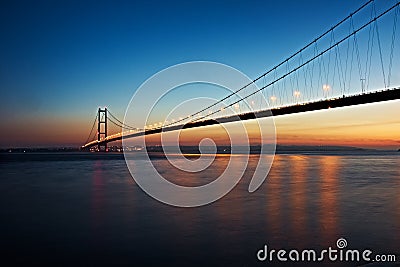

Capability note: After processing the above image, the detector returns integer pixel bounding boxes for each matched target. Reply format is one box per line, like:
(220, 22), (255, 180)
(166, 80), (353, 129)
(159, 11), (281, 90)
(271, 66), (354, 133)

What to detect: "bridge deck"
(82, 88), (400, 149)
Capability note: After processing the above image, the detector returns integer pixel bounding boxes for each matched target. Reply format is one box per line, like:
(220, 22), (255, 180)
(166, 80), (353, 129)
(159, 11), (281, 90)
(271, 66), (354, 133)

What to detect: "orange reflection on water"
(213, 155), (245, 250)
(266, 155), (283, 234)
(289, 155), (308, 240)
(318, 156), (340, 243)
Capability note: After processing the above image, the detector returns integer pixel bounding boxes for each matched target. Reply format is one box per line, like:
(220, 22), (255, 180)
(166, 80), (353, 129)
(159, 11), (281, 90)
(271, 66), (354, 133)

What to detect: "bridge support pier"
(97, 107), (107, 152)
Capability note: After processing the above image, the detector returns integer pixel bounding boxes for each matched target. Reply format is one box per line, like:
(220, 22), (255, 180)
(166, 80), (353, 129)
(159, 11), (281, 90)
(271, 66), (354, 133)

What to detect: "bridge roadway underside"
(86, 88), (400, 148)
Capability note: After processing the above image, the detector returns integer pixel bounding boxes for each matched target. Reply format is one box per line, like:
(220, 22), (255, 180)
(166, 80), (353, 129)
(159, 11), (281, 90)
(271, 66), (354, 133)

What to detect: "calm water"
(0, 152), (399, 266)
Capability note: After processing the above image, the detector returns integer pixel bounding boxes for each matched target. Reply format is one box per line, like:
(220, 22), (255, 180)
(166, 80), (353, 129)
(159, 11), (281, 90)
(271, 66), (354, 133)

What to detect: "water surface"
(0, 152), (399, 266)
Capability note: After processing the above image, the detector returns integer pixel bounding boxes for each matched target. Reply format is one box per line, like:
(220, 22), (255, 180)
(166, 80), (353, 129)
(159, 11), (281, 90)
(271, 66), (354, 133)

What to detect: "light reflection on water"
(319, 156), (340, 246)
(0, 153), (399, 265)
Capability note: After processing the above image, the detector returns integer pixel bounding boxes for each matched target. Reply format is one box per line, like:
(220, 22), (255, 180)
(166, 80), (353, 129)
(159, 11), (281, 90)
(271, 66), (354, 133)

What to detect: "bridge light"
(323, 84), (330, 91)
(234, 103), (240, 110)
(323, 84), (330, 98)
(270, 95), (277, 101)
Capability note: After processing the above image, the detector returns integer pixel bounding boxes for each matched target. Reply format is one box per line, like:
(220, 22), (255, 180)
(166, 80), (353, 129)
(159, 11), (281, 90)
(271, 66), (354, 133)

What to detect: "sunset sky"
(1, 0), (399, 149)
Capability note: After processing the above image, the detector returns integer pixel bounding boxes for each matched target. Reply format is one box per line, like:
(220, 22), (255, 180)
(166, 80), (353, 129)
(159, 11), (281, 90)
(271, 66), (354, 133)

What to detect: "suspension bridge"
(82, 0), (400, 151)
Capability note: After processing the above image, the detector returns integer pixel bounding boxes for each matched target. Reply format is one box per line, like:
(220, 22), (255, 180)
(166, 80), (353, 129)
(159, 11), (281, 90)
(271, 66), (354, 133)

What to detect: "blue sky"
(1, 0), (399, 147)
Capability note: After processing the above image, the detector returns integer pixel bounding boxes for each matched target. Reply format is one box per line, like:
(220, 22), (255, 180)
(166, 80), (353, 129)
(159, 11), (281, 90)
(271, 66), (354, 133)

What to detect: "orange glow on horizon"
(143, 100), (400, 150)
(1, 100), (399, 149)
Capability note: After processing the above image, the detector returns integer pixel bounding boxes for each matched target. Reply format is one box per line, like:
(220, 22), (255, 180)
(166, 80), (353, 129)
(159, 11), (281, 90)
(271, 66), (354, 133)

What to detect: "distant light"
(293, 91), (301, 97)
(270, 95), (277, 101)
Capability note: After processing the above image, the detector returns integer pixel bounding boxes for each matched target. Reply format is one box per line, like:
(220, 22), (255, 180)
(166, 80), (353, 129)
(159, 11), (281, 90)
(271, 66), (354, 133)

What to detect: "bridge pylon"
(97, 107), (108, 152)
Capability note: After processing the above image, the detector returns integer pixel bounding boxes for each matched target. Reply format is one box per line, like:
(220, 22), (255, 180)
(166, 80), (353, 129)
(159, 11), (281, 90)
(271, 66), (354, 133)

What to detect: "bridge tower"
(97, 107), (108, 152)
